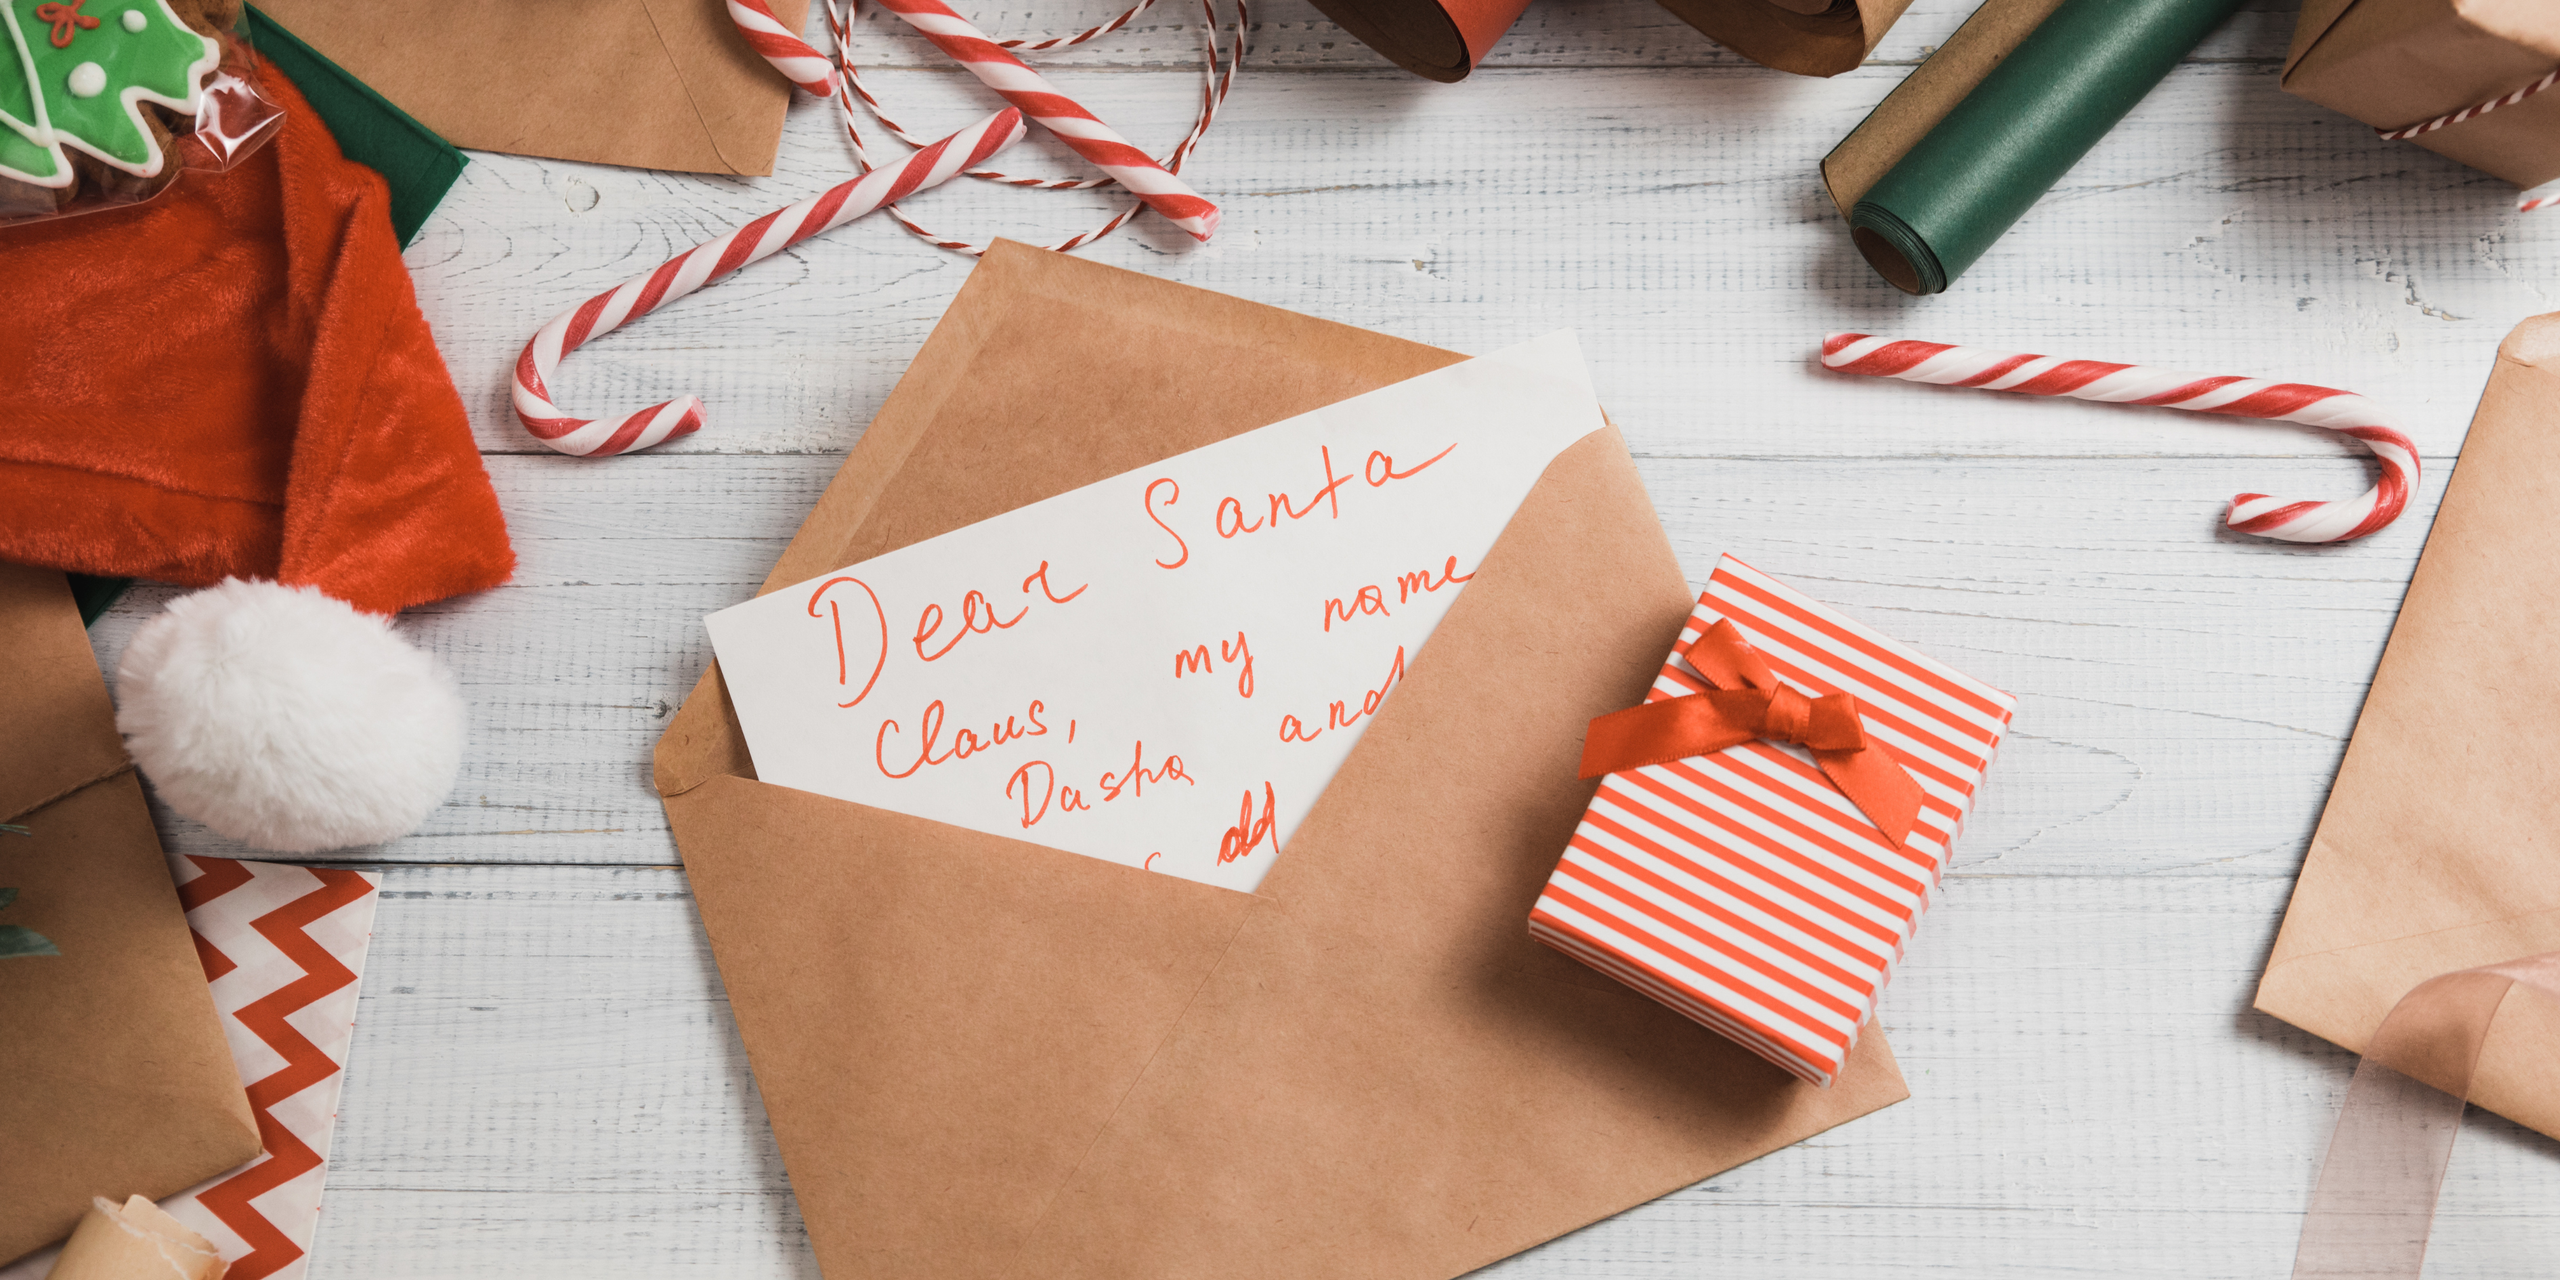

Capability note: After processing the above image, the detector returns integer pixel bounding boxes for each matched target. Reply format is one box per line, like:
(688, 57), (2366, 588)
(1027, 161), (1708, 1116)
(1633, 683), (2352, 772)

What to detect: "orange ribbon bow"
(1577, 619), (1926, 849)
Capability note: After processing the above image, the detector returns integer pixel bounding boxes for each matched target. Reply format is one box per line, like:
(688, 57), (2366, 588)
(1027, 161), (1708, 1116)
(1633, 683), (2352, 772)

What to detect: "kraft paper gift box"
(1535, 555), (2014, 1087)
(655, 241), (1915, 1280)
(0, 563), (260, 1265)
(2284, 0), (2560, 195)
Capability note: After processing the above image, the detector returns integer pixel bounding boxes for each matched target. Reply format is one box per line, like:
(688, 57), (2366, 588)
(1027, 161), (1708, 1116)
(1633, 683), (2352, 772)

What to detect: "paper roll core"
(1848, 207), (1934, 295)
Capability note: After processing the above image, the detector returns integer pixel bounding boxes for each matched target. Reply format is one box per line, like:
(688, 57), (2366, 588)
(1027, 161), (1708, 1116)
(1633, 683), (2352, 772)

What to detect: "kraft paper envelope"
(2256, 311), (2560, 1141)
(655, 241), (1909, 1279)
(0, 564), (259, 1266)
(249, 0), (813, 175)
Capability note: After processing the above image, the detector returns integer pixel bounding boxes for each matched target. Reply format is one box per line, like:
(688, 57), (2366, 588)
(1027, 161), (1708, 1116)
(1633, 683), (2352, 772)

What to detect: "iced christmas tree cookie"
(1, 0), (221, 208)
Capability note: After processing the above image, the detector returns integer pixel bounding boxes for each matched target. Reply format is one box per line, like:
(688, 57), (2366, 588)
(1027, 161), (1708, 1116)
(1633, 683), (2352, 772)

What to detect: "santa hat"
(0, 58), (512, 852)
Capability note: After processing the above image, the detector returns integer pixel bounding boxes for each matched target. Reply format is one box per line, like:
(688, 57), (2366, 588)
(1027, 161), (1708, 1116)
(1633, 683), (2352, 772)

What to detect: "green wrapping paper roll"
(1850, 0), (2245, 295)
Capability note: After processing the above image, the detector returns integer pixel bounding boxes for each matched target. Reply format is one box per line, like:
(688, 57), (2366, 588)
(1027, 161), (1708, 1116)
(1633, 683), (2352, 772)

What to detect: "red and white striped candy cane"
(869, 0), (1221, 241)
(513, 108), (1025, 458)
(728, 0), (839, 96)
(1820, 334), (2419, 544)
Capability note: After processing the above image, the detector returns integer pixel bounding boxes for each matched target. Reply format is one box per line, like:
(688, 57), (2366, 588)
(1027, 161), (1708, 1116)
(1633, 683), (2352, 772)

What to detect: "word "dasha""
(1143, 442), (1457, 570)
(1005, 740), (1196, 829)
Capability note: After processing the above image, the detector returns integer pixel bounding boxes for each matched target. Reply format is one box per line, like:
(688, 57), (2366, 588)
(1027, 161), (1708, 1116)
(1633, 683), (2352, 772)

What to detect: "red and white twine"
(2373, 67), (2560, 213)
(825, 0), (1242, 252)
(1820, 334), (2419, 544)
(512, 110), (1025, 457)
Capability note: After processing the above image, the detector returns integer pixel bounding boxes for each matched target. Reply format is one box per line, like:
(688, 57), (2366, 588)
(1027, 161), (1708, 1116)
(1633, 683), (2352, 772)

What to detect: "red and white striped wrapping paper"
(1531, 556), (2013, 1088)
(4, 859), (383, 1280)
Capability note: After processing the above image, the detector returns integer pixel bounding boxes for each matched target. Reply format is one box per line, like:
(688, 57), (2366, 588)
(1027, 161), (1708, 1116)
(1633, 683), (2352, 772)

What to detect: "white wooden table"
(85, 0), (2560, 1273)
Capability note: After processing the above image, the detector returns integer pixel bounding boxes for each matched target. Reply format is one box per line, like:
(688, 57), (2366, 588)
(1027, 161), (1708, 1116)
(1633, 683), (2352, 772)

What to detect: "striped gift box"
(1531, 555), (2013, 1087)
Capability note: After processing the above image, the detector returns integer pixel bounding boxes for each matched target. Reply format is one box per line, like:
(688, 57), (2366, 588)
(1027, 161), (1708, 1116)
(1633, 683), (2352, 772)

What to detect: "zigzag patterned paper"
(1, 859), (381, 1280)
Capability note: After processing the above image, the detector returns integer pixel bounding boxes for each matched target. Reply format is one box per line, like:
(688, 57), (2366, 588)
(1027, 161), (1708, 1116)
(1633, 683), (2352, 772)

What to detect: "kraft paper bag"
(248, 0), (813, 176)
(2256, 311), (2560, 1140)
(655, 241), (1909, 1279)
(0, 564), (259, 1266)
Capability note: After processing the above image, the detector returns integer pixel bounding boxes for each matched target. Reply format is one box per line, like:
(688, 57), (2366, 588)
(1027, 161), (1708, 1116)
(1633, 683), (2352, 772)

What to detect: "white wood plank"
(300, 864), (2560, 1279)
(415, 62), (2557, 463)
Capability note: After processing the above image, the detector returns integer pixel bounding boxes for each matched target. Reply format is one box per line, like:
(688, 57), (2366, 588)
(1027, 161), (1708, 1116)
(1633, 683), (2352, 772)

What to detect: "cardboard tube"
(1656, 0), (1917, 77)
(44, 1197), (224, 1280)
(1842, 0), (2245, 294)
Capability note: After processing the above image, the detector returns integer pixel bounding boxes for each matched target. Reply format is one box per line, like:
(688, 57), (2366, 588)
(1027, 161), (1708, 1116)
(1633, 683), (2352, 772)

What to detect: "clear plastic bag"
(0, 0), (282, 230)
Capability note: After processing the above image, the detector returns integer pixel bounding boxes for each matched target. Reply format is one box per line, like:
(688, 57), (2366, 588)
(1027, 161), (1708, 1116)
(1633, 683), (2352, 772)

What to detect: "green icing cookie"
(0, 0), (216, 186)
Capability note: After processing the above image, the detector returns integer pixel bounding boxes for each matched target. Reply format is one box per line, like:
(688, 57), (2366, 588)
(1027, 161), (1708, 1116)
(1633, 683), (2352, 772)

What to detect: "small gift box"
(1531, 555), (2013, 1087)
(2284, 0), (2560, 198)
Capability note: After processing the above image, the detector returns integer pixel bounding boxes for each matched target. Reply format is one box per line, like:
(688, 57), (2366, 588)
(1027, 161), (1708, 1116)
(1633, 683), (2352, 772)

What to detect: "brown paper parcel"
(249, 0), (814, 176)
(655, 241), (1908, 1279)
(0, 564), (259, 1266)
(2255, 311), (2560, 1141)
(2283, 0), (2560, 193)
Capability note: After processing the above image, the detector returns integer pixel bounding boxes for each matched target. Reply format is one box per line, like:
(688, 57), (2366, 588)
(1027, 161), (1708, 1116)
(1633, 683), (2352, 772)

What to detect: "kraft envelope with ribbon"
(703, 331), (1604, 892)
(655, 241), (1908, 1280)
(2255, 309), (2560, 1142)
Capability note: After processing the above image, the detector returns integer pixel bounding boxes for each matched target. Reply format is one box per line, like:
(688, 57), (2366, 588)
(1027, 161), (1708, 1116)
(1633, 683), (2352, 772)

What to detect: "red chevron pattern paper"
(3, 860), (383, 1280)
(1531, 555), (2012, 1088)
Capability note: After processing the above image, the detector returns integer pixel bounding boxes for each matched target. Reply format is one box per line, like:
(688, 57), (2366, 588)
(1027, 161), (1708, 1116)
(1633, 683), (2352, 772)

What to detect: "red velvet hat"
(0, 59), (511, 853)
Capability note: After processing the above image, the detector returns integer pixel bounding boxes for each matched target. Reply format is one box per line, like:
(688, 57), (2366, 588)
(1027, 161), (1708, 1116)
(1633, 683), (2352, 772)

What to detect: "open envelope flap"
(1013, 428), (1909, 1278)
(669, 782), (1257, 1276)
(250, 0), (810, 176)
(2256, 311), (2560, 1140)
(657, 244), (1906, 1278)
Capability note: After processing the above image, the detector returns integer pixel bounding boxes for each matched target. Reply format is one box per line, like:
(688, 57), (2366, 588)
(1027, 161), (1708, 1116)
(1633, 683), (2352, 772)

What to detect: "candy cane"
(513, 109), (1025, 458)
(1820, 334), (2418, 544)
(869, 0), (1221, 241)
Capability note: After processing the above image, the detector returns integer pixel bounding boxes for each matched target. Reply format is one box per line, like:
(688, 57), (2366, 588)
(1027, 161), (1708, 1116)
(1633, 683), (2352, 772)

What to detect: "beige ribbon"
(2292, 951), (2560, 1278)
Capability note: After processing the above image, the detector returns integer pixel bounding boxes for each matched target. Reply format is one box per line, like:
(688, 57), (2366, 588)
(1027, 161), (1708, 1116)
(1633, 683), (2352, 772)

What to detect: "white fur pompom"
(115, 579), (464, 854)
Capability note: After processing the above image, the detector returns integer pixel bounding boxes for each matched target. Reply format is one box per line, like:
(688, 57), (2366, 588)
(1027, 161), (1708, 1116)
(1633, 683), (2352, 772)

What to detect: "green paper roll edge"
(1832, 0), (2246, 295)
(242, 4), (467, 247)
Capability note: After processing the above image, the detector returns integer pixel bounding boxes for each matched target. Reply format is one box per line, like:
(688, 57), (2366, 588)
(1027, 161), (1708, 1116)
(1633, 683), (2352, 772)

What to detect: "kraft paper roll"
(1655, 0), (1917, 78)
(1303, 0), (1537, 81)
(1840, 0), (2245, 294)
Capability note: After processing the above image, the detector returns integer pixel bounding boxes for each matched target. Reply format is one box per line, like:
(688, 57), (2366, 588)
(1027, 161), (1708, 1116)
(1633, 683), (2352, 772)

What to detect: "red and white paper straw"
(728, 0), (841, 96)
(868, 0), (1221, 241)
(512, 108), (1024, 458)
(1821, 334), (2418, 544)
